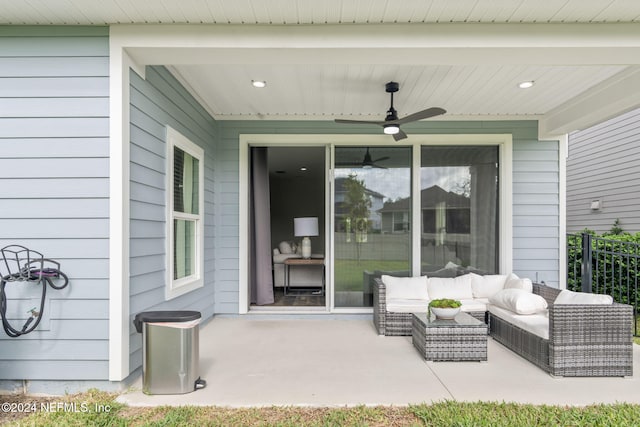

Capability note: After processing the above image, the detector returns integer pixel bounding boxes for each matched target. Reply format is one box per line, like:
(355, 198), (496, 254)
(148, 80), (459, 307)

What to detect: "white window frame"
(166, 126), (205, 300)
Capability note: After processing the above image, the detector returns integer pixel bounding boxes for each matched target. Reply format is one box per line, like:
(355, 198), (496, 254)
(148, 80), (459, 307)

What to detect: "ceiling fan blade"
(393, 129), (408, 141)
(372, 164), (388, 169)
(394, 107), (446, 125)
(334, 119), (385, 125)
(373, 156), (390, 163)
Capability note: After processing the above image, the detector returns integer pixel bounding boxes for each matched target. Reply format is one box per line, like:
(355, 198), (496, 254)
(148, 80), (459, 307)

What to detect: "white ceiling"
(6, 1), (640, 135)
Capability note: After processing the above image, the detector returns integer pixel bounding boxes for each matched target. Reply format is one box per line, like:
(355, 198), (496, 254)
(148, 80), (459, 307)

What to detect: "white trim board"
(239, 134), (513, 314)
(108, 31), (146, 382)
(108, 31), (131, 381)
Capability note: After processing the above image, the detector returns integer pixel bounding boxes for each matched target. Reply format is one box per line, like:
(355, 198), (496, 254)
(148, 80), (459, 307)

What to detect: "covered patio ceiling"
(6, 0), (640, 137)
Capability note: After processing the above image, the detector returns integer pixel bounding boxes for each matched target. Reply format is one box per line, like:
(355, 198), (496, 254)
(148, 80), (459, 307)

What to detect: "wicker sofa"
(489, 282), (633, 377)
(373, 278), (634, 377)
(373, 275), (489, 336)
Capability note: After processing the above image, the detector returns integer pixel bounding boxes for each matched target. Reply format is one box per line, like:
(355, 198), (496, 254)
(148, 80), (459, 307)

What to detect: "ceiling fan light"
(384, 124), (400, 135)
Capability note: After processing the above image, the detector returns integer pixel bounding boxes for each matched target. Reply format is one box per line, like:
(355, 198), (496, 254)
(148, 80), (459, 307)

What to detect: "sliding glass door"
(333, 146), (412, 308)
(420, 146), (499, 276)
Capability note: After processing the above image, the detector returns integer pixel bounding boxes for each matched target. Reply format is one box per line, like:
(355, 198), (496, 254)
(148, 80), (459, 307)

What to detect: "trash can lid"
(134, 310), (201, 333)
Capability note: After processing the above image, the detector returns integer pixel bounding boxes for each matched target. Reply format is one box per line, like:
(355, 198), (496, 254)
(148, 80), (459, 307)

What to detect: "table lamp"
(294, 217), (319, 259)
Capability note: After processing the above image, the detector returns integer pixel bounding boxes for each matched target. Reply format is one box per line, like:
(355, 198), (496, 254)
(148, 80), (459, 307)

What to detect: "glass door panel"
(420, 146), (498, 276)
(333, 146), (412, 308)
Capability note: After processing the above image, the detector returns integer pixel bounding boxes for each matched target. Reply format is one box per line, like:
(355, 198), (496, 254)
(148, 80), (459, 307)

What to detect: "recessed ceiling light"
(251, 80), (266, 88)
(518, 81), (534, 89)
(300, 166), (308, 171)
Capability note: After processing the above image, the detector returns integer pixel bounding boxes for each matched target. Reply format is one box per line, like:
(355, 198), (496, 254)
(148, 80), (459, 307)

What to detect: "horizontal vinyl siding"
(217, 120), (559, 311)
(512, 139), (559, 285)
(567, 107), (640, 234)
(129, 66), (217, 374)
(0, 26), (109, 381)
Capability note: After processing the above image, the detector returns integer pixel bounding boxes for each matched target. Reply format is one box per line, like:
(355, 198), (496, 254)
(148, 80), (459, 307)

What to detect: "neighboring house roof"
(378, 185), (469, 213)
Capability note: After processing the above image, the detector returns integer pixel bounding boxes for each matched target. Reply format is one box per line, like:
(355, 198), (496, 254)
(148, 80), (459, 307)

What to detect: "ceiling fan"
(336, 147), (389, 169)
(334, 81), (446, 141)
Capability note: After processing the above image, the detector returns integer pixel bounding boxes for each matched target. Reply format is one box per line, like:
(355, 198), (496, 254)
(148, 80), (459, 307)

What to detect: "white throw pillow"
(504, 273), (533, 293)
(554, 289), (613, 305)
(489, 288), (548, 315)
(427, 274), (473, 300)
(278, 241), (293, 254)
(382, 275), (429, 301)
(470, 273), (508, 298)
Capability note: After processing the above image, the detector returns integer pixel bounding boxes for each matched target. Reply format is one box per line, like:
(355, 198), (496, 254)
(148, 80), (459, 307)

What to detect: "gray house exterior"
(567, 107), (640, 234)
(1, 12), (639, 393)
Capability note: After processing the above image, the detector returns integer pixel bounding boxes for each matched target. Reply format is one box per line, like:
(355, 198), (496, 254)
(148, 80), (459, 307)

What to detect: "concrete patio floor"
(118, 316), (640, 407)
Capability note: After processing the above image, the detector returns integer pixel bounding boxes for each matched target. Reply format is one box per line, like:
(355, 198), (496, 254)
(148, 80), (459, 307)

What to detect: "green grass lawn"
(5, 390), (640, 427)
(334, 259), (408, 291)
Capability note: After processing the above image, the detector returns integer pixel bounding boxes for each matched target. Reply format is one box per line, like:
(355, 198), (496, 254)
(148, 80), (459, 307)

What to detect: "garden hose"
(0, 253), (69, 338)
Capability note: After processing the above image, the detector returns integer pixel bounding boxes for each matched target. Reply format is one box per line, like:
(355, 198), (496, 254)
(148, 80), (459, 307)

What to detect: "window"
(421, 146), (499, 274)
(166, 126), (204, 299)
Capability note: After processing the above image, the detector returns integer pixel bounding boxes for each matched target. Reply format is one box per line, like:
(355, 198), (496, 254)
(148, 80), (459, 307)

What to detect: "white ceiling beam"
(114, 23), (640, 66)
(539, 66), (640, 137)
(129, 46), (640, 66)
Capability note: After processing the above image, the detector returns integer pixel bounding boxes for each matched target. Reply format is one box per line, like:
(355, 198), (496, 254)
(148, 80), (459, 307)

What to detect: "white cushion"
(489, 288), (548, 315)
(386, 298), (430, 313)
(278, 241), (293, 254)
(470, 273), (507, 298)
(554, 289), (613, 305)
(504, 273), (533, 293)
(382, 275), (429, 301)
(488, 305), (549, 340)
(458, 298), (488, 312)
(427, 274), (473, 300)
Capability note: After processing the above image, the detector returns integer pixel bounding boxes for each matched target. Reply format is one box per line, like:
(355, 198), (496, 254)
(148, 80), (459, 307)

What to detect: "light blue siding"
(0, 27), (109, 381)
(567, 107), (640, 233)
(128, 66), (217, 374)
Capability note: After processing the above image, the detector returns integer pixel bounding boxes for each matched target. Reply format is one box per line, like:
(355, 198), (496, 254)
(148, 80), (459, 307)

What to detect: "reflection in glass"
(420, 146), (498, 276)
(174, 219), (196, 280)
(174, 147), (200, 215)
(334, 147), (411, 307)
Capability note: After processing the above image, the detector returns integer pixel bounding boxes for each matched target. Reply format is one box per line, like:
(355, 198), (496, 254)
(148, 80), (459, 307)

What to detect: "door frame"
(238, 134), (512, 314)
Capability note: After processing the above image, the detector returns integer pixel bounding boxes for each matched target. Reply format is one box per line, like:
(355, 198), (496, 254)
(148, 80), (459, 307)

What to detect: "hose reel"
(0, 245), (69, 337)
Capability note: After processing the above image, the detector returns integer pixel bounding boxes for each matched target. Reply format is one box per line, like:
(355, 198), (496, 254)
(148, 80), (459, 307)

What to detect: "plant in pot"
(429, 298), (462, 320)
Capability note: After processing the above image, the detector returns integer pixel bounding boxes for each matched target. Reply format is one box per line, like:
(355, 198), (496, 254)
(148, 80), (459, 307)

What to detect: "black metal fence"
(567, 233), (640, 336)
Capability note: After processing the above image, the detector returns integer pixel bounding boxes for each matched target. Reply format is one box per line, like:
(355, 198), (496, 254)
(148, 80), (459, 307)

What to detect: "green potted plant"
(429, 298), (462, 320)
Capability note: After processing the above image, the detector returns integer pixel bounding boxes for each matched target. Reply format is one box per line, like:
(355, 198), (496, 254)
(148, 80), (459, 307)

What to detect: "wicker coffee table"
(412, 311), (488, 361)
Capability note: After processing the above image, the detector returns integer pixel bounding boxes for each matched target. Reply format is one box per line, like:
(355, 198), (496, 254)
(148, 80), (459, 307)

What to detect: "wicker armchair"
(489, 282), (634, 377)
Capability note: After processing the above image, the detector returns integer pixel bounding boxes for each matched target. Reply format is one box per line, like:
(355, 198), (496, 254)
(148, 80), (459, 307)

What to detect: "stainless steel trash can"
(133, 310), (206, 395)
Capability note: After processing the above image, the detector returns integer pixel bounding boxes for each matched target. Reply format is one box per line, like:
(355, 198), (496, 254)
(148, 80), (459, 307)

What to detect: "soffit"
(3, 0), (640, 25)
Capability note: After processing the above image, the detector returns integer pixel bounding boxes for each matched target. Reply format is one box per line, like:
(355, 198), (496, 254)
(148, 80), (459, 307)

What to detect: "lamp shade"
(294, 217), (319, 237)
